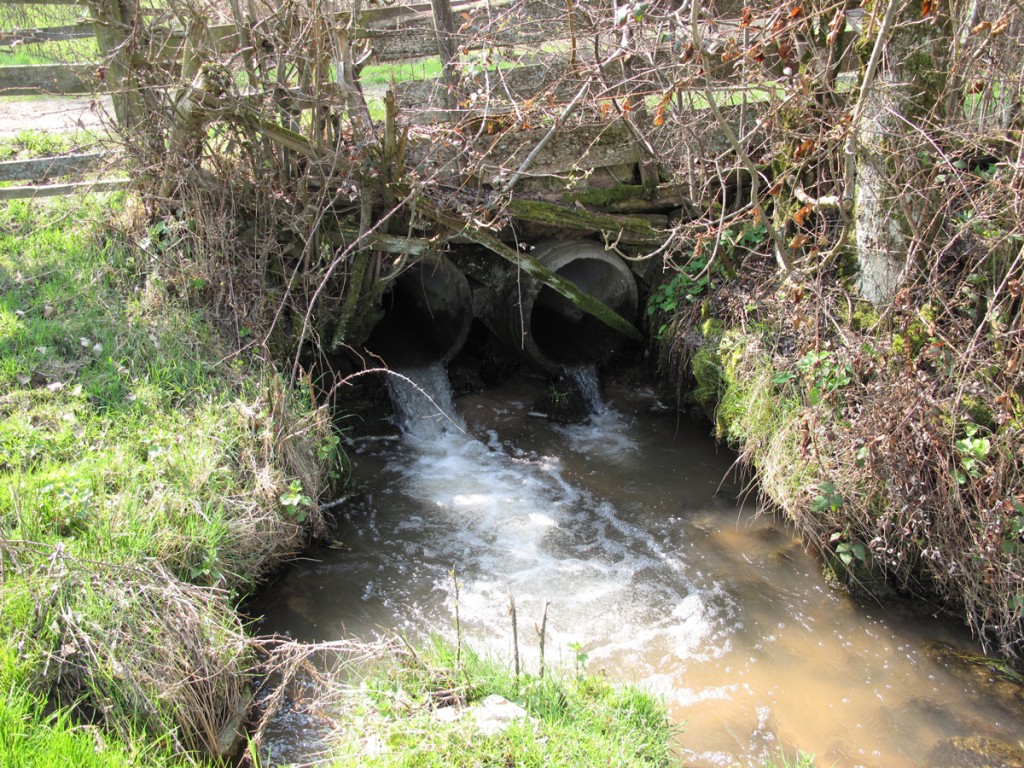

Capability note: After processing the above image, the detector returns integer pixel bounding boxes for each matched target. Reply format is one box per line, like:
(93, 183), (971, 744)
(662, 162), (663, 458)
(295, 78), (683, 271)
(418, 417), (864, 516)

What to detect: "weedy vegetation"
(0, 190), (337, 762)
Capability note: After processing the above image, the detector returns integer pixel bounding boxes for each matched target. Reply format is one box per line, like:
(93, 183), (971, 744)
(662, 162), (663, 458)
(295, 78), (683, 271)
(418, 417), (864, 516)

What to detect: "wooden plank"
(359, 0), (501, 24)
(394, 62), (656, 123)
(1, 0), (86, 5)
(0, 24), (94, 45)
(363, 0), (575, 62)
(0, 152), (107, 182)
(143, 23), (238, 63)
(0, 63), (94, 94)
(0, 177), (128, 199)
(506, 198), (667, 246)
(476, 120), (637, 185)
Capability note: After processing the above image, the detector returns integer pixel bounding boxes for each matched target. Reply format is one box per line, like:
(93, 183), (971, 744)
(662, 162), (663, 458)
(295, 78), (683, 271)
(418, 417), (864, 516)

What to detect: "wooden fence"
(0, 0), (596, 198)
(0, 0), (774, 207)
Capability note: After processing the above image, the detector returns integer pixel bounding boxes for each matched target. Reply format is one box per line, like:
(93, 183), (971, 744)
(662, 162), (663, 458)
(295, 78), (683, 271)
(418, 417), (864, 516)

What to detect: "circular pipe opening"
(506, 240), (638, 372)
(366, 255), (473, 368)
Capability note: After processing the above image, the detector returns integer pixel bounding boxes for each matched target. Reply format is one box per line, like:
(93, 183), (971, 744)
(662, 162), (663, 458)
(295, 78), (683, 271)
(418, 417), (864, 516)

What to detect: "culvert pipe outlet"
(501, 240), (638, 371)
(366, 254), (473, 368)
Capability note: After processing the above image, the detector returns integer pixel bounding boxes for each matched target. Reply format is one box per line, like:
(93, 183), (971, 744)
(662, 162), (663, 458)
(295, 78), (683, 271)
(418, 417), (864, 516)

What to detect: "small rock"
(929, 736), (1024, 768)
(469, 695), (534, 736)
(430, 694), (535, 736)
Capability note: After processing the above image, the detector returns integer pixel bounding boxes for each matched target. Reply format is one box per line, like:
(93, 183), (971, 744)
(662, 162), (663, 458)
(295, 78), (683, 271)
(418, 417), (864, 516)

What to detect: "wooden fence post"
(89, 0), (142, 129)
(429, 0), (460, 127)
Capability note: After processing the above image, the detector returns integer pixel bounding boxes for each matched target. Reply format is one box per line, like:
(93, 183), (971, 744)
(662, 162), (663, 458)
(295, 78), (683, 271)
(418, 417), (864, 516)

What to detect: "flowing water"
(254, 364), (1024, 767)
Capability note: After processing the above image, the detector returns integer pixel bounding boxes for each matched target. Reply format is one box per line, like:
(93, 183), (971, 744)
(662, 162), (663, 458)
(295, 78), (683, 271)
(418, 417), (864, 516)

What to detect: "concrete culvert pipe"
(366, 254), (473, 368)
(503, 240), (638, 371)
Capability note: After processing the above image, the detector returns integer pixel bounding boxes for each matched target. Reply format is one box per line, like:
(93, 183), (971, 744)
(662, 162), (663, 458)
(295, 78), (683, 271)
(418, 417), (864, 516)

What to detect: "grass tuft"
(252, 635), (674, 768)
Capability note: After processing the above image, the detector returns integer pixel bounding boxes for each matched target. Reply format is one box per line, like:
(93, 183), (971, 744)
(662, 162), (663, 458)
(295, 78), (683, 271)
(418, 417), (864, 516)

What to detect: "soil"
(0, 95), (110, 138)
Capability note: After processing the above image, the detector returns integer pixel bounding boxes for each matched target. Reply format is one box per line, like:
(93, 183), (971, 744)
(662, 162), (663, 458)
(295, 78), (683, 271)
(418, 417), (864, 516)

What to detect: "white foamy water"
(376, 363), (731, 667)
(384, 361), (466, 438)
(256, 373), (1024, 768)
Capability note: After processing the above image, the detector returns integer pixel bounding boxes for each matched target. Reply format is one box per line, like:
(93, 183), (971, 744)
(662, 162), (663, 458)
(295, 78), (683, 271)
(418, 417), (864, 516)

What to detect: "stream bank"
(657, 258), (1024, 668)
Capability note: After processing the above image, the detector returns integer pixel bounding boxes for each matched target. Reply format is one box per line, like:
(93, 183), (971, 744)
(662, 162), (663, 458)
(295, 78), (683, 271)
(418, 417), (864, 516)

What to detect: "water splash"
(564, 363), (606, 415)
(384, 361), (466, 439)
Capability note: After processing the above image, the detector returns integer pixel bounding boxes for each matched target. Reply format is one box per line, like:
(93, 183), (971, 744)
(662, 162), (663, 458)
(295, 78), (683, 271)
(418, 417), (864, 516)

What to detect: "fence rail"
(0, 0), (736, 199)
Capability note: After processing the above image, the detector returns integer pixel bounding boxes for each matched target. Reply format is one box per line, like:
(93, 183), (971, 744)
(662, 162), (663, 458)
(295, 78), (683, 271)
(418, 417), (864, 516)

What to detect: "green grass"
(360, 57), (445, 87)
(0, 194), (325, 588)
(0, 193), (335, 760)
(320, 638), (674, 768)
(0, 128), (88, 160)
(0, 644), (175, 768)
(0, 3), (96, 65)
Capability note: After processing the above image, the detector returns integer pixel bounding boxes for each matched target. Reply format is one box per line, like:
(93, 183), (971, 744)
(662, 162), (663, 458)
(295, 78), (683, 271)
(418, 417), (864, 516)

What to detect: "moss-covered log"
(507, 198), (667, 246)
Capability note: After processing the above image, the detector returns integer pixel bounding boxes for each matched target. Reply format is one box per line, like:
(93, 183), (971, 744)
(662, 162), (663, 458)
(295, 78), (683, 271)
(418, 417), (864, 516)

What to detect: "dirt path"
(0, 95), (111, 138)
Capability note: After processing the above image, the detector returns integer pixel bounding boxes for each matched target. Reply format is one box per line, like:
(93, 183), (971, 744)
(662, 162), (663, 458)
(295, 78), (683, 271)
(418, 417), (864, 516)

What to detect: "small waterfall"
(385, 360), (466, 439)
(565, 364), (606, 415)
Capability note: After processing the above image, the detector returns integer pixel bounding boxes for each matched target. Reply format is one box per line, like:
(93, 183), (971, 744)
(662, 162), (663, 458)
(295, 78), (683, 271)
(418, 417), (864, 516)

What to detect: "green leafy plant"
(279, 479), (313, 522)
(812, 482), (844, 514)
(954, 423), (991, 484)
(567, 640), (589, 676)
(647, 254), (721, 338)
(773, 350), (852, 406)
(1000, 502), (1024, 559)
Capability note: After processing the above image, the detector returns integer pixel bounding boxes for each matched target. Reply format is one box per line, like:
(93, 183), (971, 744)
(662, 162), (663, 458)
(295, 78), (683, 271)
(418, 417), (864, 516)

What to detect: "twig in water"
(450, 565), (462, 671)
(535, 600), (550, 678)
(508, 589), (520, 677)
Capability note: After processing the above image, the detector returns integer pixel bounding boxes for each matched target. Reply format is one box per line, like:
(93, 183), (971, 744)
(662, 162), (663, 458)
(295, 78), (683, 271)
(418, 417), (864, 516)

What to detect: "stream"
(253, 365), (1024, 767)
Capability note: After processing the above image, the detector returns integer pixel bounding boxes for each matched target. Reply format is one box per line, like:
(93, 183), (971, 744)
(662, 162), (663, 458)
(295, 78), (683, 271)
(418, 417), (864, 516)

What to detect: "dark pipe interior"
(530, 258), (636, 367)
(366, 260), (472, 368)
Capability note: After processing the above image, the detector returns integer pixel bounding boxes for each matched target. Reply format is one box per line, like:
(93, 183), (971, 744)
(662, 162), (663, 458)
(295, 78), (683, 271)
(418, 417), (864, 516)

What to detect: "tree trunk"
(853, 0), (951, 304)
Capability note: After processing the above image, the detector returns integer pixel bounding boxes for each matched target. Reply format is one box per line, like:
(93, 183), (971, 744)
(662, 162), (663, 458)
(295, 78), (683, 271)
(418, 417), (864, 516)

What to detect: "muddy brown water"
(252, 367), (1024, 767)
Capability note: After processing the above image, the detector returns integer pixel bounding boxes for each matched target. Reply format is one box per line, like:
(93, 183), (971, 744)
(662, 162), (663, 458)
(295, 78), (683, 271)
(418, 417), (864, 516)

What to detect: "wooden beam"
(0, 0), (86, 5)
(475, 121), (637, 185)
(0, 63), (95, 95)
(561, 183), (697, 216)
(0, 24), (95, 45)
(507, 198), (667, 246)
(429, 0), (459, 129)
(0, 178), (128, 199)
(0, 152), (107, 182)
(90, 0), (131, 126)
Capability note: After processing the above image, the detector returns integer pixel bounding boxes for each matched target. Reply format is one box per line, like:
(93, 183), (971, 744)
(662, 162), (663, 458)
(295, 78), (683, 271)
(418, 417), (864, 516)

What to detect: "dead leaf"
(793, 204), (814, 226)
(43, 305), (54, 319)
(793, 139), (815, 159)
